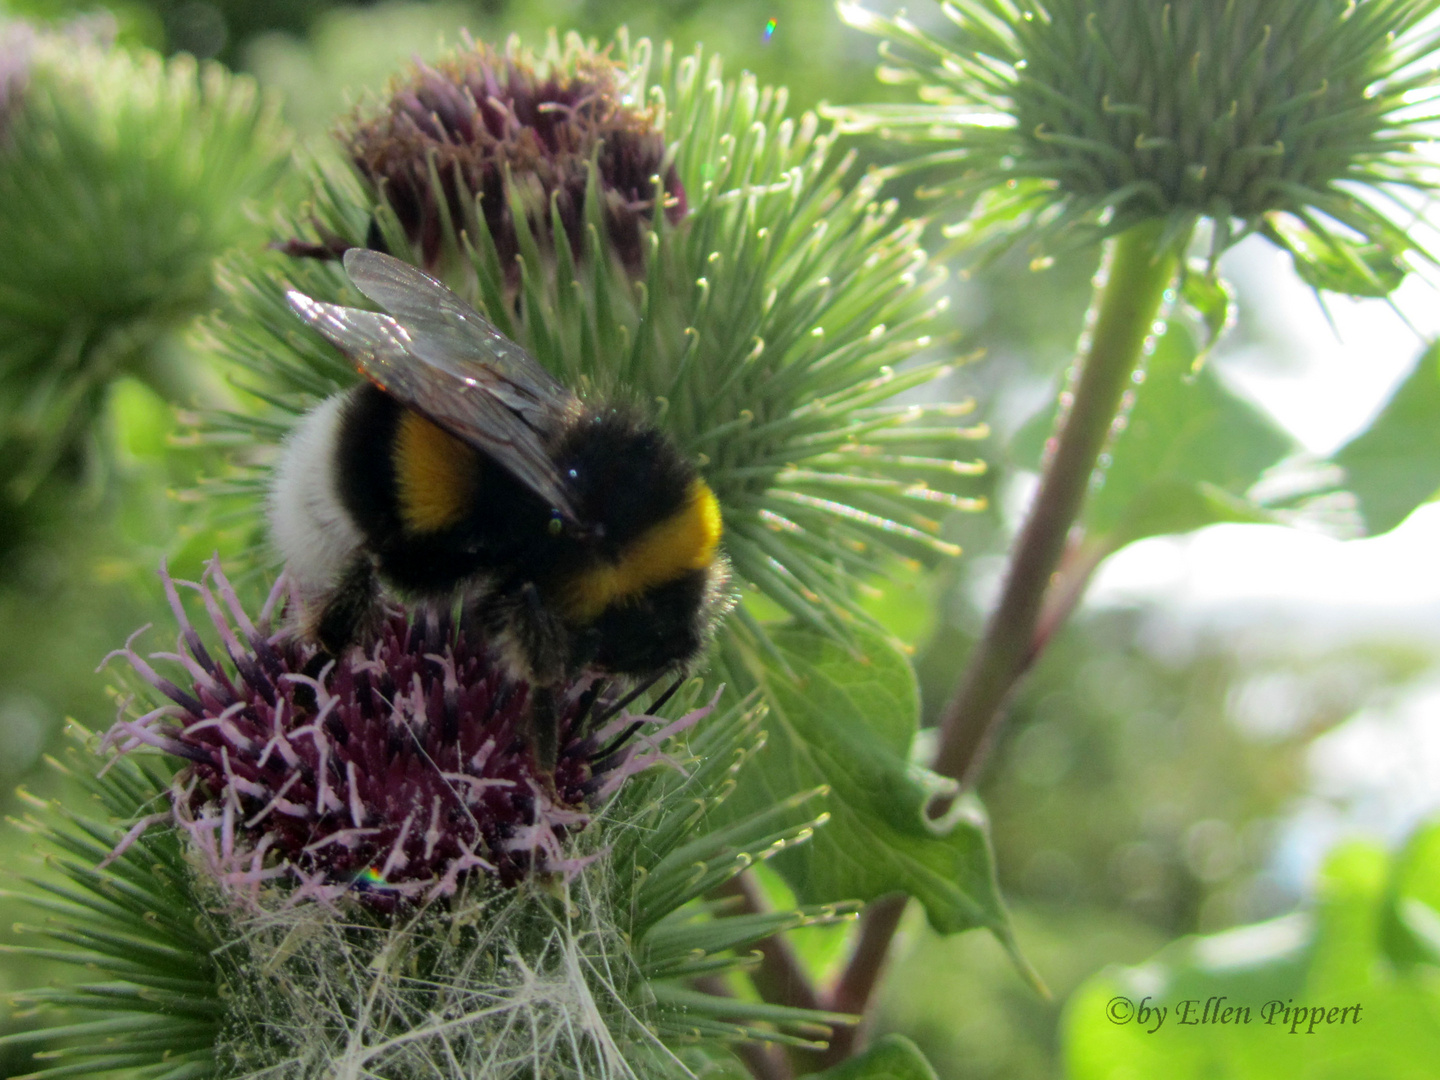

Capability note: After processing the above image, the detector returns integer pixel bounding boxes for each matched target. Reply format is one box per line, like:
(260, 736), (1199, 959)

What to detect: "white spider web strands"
(214, 844), (688, 1079)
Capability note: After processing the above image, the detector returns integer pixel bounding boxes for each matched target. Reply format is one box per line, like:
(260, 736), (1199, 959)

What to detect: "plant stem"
(1031, 537), (1111, 660)
(807, 220), (1183, 1062)
(738, 220), (1185, 1066)
(932, 219), (1182, 786)
(811, 892), (907, 1067)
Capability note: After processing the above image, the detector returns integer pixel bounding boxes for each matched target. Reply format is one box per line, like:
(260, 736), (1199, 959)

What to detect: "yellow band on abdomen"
(393, 410), (480, 534)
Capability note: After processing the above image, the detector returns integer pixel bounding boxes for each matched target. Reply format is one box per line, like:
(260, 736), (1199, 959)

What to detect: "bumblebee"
(271, 250), (731, 706)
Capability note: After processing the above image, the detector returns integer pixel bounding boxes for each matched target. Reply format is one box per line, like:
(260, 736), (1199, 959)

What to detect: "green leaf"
(720, 624), (1025, 964)
(798, 1034), (940, 1080)
(1100, 479), (1279, 549)
(1064, 829), (1440, 1080)
(1014, 320), (1294, 552)
(1382, 820), (1440, 968)
(1263, 215), (1407, 298)
(1179, 268), (1235, 363)
(1333, 341), (1440, 536)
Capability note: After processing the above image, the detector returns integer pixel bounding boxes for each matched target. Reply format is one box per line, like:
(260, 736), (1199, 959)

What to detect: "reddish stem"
(933, 220), (1180, 787)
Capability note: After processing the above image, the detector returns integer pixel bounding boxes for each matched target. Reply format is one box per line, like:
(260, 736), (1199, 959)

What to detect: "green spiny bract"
(0, 18), (286, 501)
(0, 586), (855, 1079)
(836, 0), (1440, 286)
(204, 31), (986, 649)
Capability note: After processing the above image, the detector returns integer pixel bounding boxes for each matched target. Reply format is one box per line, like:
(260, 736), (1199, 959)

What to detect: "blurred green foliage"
(800, 1034), (939, 1079)
(888, 600), (1434, 1079)
(0, 21), (286, 506)
(1065, 822), (1440, 1079)
(1334, 340), (1440, 536)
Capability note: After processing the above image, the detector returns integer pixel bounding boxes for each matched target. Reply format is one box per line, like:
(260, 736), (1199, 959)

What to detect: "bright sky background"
(1085, 236), (1440, 887)
(1094, 235), (1440, 616)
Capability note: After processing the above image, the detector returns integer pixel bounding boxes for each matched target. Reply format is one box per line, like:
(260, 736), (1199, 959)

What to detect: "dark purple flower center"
(334, 41), (685, 274)
(101, 561), (682, 909)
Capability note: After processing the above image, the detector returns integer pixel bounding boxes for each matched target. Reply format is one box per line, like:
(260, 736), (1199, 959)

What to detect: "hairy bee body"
(273, 251), (730, 691)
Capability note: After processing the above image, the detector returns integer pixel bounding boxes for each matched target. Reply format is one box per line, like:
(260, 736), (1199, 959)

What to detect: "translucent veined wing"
(286, 274), (581, 521)
(341, 249), (576, 425)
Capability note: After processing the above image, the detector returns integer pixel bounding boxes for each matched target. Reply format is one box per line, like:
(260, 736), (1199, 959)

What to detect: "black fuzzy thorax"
(548, 406), (696, 560)
(334, 384), (700, 605)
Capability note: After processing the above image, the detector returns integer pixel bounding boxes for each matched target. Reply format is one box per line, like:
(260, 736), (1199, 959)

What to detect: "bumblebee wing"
(340, 249), (576, 424)
(285, 289), (581, 521)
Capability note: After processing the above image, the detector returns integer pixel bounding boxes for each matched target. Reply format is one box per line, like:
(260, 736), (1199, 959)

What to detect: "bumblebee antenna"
(591, 671), (663, 729)
(647, 675), (685, 716)
(588, 675), (686, 763)
(573, 678), (608, 732)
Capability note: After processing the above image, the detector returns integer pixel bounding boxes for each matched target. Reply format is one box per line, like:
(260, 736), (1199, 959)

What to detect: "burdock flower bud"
(99, 559), (691, 907)
(0, 18), (285, 498)
(837, 0), (1440, 287)
(335, 34), (684, 277)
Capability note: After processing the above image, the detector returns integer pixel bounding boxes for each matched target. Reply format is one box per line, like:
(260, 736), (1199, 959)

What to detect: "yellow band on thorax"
(566, 479), (721, 621)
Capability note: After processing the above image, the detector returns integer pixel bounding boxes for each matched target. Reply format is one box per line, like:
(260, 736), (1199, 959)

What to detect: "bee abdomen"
(391, 409), (482, 534)
(332, 384), (516, 596)
(269, 393), (367, 599)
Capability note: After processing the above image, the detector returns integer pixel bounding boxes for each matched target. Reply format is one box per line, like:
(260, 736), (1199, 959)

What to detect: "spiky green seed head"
(837, 0), (1440, 287)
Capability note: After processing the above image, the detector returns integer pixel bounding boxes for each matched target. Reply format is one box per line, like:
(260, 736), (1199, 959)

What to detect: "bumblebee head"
(552, 410), (732, 676)
(580, 547), (734, 678)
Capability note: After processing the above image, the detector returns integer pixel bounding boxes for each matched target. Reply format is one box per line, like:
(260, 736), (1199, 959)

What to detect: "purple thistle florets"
(100, 559), (701, 910)
(320, 35), (685, 276)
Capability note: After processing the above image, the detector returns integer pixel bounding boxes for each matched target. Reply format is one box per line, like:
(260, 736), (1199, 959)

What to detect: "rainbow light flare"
(763, 18), (777, 42)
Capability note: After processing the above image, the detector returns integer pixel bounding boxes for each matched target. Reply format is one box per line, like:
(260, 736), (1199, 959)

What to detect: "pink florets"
(100, 558), (704, 910)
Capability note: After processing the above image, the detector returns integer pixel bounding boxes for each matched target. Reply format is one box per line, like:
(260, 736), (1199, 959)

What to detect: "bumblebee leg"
(591, 670), (664, 728)
(647, 675), (686, 716)
(529, 683), (559, 773)
(314, 557), (379, 656)
(589, 720), (644, 768)
(571, 679), (608, 740)
(513, 581), (569, 685)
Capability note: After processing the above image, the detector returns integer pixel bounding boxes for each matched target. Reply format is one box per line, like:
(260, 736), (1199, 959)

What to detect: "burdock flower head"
(300, 33), (684, 278)
(1, 558), (856, 1078)
(0, 557), (856, 1079)
(0, 17), (284, 498)
(99, 559), (692, 908)
(837, 0), (1440, 288)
